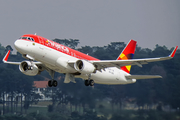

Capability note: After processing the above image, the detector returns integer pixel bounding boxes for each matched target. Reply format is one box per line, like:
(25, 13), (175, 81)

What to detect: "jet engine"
(74, 60), (96, 74)
(19, 61), (39, 76)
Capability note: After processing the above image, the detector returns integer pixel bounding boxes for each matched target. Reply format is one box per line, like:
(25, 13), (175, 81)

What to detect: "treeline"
(0, 39), (180, 119)
(0, 110), (179, 120)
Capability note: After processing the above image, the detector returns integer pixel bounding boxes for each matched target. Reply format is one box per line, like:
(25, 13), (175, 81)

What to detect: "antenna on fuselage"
(34, 33), (37, 35)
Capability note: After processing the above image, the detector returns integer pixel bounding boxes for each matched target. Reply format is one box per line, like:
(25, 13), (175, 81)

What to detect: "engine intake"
(74, 60), (96, 74)
(19, 61), (39, 76)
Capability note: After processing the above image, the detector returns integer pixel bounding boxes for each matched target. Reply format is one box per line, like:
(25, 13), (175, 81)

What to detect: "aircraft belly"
(43, 63), (68, 73)
(91, 68), (128, 85)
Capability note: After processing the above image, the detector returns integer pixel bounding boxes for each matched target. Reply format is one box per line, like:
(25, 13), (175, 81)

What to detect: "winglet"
(2, 50), (21, 65)
(169, 46), (178, 58)
(2, 50), (11, 63)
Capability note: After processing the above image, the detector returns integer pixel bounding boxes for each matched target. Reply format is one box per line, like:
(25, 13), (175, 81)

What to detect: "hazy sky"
(0, 0), (180, 51)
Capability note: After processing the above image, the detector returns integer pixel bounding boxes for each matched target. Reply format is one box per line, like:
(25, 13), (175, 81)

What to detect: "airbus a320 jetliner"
(2, 34), (178, 87)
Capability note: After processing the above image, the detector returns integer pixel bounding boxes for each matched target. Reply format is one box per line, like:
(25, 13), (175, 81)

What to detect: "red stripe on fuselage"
(21, 34), (99, 61)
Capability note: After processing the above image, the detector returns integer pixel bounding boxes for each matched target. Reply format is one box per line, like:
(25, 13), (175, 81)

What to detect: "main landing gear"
(84, 74), (94, 86)
(84, 79), (94, 86)
(47, 70), (58, 87)
(48, 80), (58, 87)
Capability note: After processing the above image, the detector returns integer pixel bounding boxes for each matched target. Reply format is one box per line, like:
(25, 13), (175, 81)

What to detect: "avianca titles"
(2, 34), (178, 87)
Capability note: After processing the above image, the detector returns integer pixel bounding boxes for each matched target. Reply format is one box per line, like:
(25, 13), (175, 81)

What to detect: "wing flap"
(125, 75), (162, 80)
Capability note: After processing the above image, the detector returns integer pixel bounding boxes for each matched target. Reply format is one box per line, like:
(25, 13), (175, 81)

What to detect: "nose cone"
(14, 39), (25, 52)
(14, 40), (21, 50)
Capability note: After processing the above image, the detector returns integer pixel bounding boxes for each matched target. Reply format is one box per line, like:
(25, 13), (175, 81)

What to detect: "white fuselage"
(14, 39), (136, 85)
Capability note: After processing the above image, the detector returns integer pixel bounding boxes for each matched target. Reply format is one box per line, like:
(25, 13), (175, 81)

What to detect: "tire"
(89, 80), (94, 86)
(53, 80), (58, 87)
(84, 80), (89, 86)
(48, 80), (53, 87)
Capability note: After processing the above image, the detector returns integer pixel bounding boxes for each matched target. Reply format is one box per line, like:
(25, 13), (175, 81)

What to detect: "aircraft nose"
(14, 40), (20, 50)
(14, 39), (24, 51)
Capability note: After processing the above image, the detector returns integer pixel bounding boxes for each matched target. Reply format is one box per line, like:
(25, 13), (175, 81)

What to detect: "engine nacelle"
(19, 61), (39, 76)
(74, 60), (96, 74)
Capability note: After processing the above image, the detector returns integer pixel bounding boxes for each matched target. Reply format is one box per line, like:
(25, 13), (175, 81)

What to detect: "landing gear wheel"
(89, 80), (94, 86)
(47, 70), (57, 87)
(48, 80), (53, 87)
(48, 80), (58, 87)
(84, 80), (89, 86)
(52, 80), (58, 87)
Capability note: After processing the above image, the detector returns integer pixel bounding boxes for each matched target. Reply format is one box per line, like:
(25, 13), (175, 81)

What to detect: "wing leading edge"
(91, 46), (178, 70)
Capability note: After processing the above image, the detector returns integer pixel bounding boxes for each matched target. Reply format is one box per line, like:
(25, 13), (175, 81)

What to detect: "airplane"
(2, 34), (178, 87)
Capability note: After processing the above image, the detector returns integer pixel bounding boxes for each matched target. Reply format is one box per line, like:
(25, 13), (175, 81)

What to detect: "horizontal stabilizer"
(126, 75), (162, 80)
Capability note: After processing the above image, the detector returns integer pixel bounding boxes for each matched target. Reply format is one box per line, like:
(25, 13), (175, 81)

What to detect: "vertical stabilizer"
(116, 40), (137, 73)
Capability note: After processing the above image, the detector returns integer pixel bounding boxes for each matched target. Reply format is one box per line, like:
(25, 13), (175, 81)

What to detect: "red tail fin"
(116, 40), (137, 73)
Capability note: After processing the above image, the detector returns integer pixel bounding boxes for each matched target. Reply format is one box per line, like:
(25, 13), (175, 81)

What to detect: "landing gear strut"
(47, 70), (58, 87)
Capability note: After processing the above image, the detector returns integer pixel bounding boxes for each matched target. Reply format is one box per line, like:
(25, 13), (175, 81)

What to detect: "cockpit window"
(21, 37), (27, 39)
(20, 37), (34, 41)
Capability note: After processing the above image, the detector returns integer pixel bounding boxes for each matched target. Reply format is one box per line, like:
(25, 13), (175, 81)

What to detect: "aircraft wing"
(91, 46), (178, 69)
(2, 50), (42, 65)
